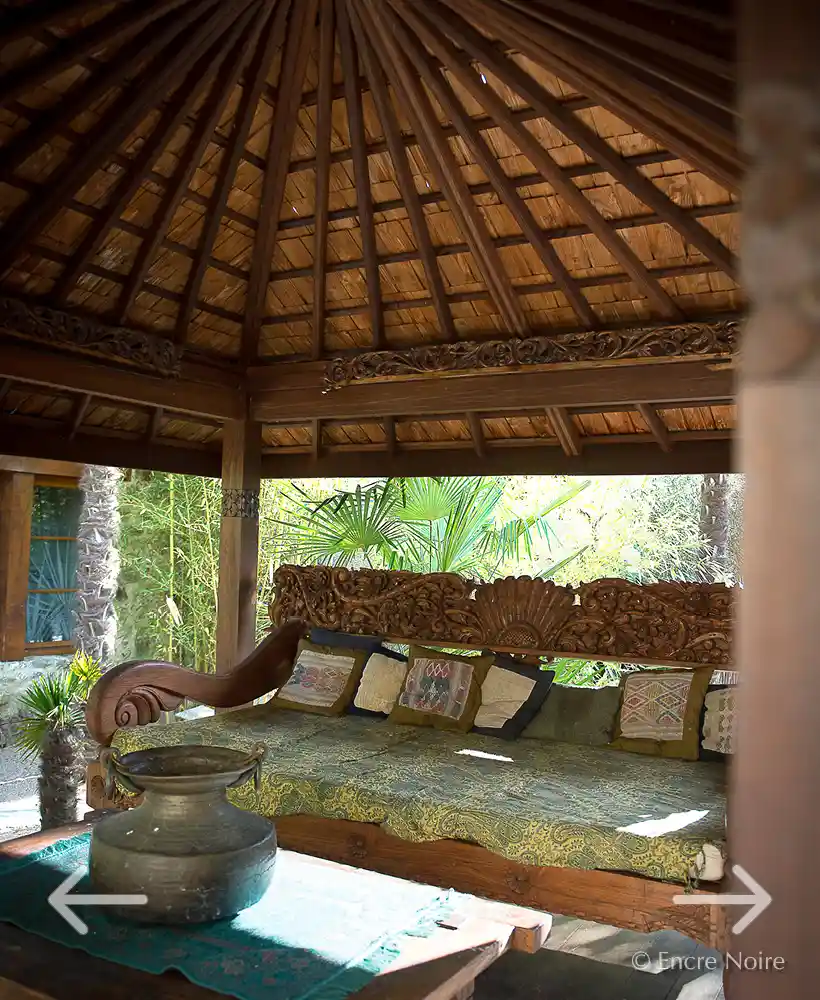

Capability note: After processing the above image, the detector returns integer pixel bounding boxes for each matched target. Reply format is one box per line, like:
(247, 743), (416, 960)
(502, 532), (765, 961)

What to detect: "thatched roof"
(0, 0), (739, 476)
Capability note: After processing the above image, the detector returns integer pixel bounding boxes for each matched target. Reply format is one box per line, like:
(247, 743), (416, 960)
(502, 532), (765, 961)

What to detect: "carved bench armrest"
(86, 619), (305, 746)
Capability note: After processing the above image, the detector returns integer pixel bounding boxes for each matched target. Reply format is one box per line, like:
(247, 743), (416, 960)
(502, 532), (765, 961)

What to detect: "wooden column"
(733, 2), (820, 993)
(0, 472), (33, 661)
(215, 419), (261, 672)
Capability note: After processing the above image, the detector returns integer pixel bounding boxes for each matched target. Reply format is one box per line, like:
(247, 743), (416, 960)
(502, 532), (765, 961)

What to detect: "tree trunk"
(74, 465), (122, 666)
(39, 727), (82, 829)
(699, 473), (731, 579)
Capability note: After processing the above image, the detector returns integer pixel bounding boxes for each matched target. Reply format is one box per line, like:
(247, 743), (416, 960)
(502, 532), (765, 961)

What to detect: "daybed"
(86, 568), (734, 949)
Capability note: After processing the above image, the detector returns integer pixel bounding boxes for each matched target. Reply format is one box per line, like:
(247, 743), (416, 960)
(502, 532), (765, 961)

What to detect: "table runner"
(0, 834), (456, 1000)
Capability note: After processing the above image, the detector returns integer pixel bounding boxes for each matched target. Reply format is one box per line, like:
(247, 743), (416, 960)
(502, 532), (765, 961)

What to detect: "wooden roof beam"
(337, 0), (384, 350)
(0, 0), (193, 110)
(467, 412), (486, 458)
(311, 0), (335, 360)
(428, 3), (739, 280)
(175, 0), (289, 345)
(362, 1), (528, 336)
(0, 0), (224, 277)
(546, 406), (582, 457)
(146, 407), (165, 445)
(637, 403), (672, 452)
(348, 0), (457, 342)
(0, 341), (242, 421)
(0, 0), (122, 47)
(392, 4), (597, 330)
(242, 0), (319, 363)
(250, 359), (734, 421)
(260, 439), (733, 479)
(67, 393), (92, 442)
(113, 0), (260, 325)
(394, 0), (682, 323)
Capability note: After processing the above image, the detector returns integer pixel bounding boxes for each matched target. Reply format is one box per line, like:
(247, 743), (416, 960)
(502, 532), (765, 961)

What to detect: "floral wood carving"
(0, 295), (183, 376)
(324, 320), (739, 388)
(271, 566), (735, 667)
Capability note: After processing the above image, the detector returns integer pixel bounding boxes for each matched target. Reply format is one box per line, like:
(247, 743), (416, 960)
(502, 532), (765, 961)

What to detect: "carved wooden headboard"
(270, 566), (735, 669)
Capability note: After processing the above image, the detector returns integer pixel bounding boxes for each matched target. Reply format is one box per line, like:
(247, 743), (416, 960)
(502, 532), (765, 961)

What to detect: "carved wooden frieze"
(271, 565), (735, 667)
(324, 319), (739, 389)
(0, 295), (183, 376)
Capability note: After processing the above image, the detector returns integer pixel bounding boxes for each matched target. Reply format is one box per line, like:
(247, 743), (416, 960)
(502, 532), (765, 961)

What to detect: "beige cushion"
(473, 665), (536, 730)
(618, 671), (695, 741)
(353, 653), (409, 714)
(702, 688), (736, 754)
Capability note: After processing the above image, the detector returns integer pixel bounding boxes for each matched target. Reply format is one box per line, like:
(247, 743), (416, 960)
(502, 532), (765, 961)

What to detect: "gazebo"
(0, 2), (814, 995)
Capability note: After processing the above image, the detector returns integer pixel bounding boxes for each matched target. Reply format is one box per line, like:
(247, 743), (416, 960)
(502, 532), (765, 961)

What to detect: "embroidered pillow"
(271, 640), (369, 716)
(351, 649), (409, 716)
(610, 667), (713, 760)
(388, 645), (493, 732)
(472, 655), (555, 740)
(702, 686), (736, 755)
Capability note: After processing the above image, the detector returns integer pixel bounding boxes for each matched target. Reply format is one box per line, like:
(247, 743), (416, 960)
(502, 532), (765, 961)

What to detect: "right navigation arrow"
(673, 864), (772, 935)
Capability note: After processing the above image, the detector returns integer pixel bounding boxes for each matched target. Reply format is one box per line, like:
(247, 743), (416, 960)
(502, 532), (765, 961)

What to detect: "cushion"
(309, 627), (383, 653)
(522, 684), (622, 746)
(611, 667), (714, 760)
(351, 649), (409, 716)
(271, 639), (369, 716)
(702, 686), (736, 755)
(388, 645), (493, 732)
(472, 654), (555, 740)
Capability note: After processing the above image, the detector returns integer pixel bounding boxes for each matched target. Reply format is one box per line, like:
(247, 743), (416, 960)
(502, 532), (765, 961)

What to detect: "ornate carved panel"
(0, 295), (183, 376)
(324, 320), (739, 389)
(271, 566), (735, 667)
(221, 488), (261, 519)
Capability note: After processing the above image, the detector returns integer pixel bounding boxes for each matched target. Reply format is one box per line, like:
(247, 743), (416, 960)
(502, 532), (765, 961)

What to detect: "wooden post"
(733, 2), (820, 993)
(0, 472), (33, 661)
(215, 419), (261, 672)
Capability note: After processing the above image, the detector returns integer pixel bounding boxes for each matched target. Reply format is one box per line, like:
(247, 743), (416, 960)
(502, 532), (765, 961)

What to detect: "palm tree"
(15, 652), (102, 829)
(271, 477), (589, 578)
(74, 465), (122, 665)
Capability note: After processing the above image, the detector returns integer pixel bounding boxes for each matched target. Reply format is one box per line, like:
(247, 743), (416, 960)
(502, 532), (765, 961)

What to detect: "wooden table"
(0, 823), (551, 1000)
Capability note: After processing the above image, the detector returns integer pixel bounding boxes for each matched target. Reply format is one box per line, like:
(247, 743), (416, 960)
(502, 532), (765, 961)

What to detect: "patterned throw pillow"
(472, 655), (555, 740)
(271, 640), (369, 716)
(610, 667), (713, 760)
(702, 686), (736, 754)
(351, 650), (409, 716)
(388, 645), (493, 732)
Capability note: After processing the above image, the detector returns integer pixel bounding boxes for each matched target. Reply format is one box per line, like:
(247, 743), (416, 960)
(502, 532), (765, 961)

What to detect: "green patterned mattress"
(112, 705), (727, 885)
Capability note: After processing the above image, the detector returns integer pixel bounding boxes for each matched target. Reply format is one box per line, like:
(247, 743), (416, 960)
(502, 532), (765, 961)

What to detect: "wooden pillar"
(733, 2), (820, 993)
(215, 419), (261, 672)
(0, 472), (33, 661)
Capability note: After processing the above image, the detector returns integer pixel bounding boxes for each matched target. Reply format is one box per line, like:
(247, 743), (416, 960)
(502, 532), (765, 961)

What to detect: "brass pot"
(90, 743), (276, 924)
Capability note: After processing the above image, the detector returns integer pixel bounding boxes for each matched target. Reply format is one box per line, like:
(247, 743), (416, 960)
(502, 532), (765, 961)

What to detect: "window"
(26, 479), (81, 646)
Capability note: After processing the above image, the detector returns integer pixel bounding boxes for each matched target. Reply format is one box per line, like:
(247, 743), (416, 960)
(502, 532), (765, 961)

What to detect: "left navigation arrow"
(48, 867), (148, 935)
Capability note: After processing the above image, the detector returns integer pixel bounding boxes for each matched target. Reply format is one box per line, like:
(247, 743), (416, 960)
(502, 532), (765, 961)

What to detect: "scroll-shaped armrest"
(86, 619), (305, 746)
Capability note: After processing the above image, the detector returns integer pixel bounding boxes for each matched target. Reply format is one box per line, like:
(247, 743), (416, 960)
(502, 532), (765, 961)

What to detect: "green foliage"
(14, 671), (85, 760)
(274, 477), (589, 578)
(67, 649), (103, 700)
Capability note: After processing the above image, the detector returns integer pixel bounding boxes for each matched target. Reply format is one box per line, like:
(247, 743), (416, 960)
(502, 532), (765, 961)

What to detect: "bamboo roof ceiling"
(0, 0), (739, 477)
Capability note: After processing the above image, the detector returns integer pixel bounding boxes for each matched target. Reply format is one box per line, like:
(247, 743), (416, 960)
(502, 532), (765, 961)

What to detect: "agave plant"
(15, 651), (102, 830)
(273, 476), (589, 578)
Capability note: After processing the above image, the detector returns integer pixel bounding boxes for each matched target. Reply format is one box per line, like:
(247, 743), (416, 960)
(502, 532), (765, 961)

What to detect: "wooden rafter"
(348, 0), (456, 342)
(428, 2), (739, 280)
(310, 0), (335, 360)
(113, 0), (260, 324)
(175, 0), (289, 345)
(0, 0), (225, 278)
(390, 2), (597, 330)
(0, 0), (193, 110)
(467, 412), (486, 458)
(337, 0), (384, 349)
(146, 407), (165, 444)
(0, 0), (118, 48)
(242, 0), (320, 363)
(361, 0), (529, 336)
(67, 392), (92, 441)
(637, 403), (672, 452)
(546, 406), (582, 457)
(394, 0), (683, 322)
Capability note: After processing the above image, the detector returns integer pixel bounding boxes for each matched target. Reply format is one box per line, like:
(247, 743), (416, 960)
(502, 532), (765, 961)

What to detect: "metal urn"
(90, 743), (277, 924)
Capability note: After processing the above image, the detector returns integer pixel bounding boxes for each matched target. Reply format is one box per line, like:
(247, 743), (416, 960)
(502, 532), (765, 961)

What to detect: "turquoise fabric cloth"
(0, 835), (456, 1000)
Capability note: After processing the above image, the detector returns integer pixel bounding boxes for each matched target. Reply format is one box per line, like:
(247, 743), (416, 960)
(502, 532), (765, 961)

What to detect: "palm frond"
(14, 671), (85, 759)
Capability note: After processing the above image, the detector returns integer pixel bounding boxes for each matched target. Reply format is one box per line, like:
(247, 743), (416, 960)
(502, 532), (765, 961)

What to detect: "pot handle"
(99, 747), (142, 798)
(229, 742), (266, 793)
